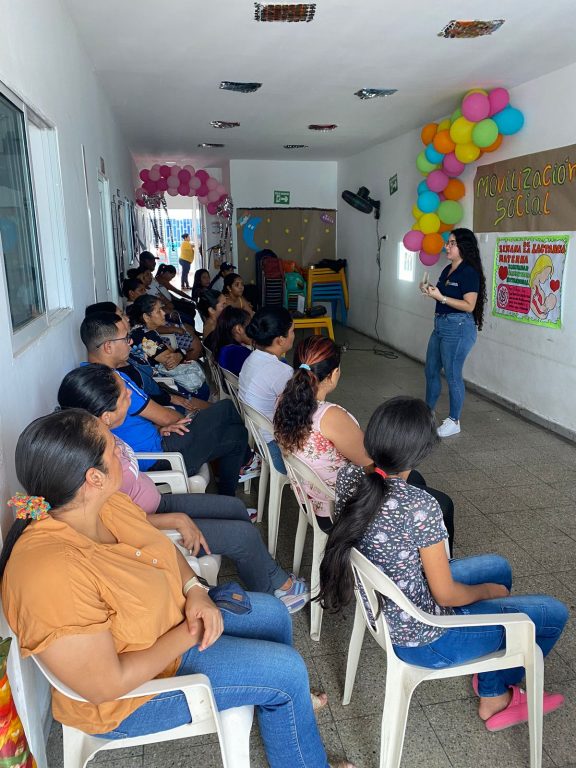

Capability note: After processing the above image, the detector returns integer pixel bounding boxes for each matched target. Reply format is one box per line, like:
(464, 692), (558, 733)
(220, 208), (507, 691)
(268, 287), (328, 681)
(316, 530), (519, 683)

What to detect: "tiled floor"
(47, 326), (576, 767)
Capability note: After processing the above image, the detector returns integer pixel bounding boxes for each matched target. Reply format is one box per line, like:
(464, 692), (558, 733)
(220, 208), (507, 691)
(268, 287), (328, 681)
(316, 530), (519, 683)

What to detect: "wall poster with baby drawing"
(492, 234), (567, 329)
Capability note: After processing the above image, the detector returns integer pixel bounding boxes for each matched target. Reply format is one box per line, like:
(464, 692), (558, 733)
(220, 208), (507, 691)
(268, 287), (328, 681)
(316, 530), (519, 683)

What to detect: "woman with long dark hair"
(1, 410), (354, 765)
(212, 306), (253, 375)
(422, 227), (487, 437)
(319, 397), (567, 733)
(274, 336), (371, 531)
(222, 273), (254, 316)
(197, 290), (228, 349)
(191, 268), (210, 302)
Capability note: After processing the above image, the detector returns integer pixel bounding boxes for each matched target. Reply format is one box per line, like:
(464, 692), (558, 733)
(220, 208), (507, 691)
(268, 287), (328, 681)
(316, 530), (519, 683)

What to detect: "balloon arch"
(135, 164), (230, 217)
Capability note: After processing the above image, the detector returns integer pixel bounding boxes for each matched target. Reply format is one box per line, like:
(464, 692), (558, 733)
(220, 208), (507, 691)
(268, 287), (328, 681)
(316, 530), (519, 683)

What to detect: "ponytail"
(451, 228), (487, 330)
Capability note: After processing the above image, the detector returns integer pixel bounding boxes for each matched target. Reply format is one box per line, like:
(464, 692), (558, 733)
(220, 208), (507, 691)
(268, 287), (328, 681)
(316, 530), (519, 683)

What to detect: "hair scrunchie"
(8, 493), (51, 521)
(299, 363), (311, 371)
(373, 467), (388, 480)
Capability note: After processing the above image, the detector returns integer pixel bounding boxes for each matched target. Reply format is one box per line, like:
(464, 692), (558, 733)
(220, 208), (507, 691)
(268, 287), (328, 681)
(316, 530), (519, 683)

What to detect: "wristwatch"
(183, 575), (210, 596)
(441, 296), (447, 304)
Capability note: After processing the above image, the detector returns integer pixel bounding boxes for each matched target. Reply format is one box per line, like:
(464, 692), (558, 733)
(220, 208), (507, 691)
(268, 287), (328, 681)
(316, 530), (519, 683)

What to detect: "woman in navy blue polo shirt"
(422, 228), (486, 437)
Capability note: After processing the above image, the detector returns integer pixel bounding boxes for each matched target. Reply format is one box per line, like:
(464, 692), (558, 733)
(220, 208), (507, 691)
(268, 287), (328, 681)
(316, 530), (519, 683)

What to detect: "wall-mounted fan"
(341, 186), (380, 219)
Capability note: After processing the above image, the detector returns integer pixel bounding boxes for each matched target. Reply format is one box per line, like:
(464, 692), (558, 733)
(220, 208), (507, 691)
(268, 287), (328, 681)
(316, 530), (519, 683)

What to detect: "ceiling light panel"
(254, 3), (316, 22)
(308, 124), (337, 131)
(438, 19), (505, 38)
(219, 82), (262, 93)
(284, 144), (309, 149)
(355, 88), (398, 100)
(198, 143), (225, 148)
(211, 121), (240, 129)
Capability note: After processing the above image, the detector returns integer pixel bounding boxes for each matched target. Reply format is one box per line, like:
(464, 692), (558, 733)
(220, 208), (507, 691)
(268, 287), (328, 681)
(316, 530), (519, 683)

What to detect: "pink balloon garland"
(134, 164), (230, 216)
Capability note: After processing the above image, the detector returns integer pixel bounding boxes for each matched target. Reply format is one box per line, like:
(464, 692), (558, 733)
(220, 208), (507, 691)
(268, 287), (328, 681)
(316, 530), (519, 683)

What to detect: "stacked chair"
(283, 271), (307, 311)
(306, 266), (349, 325)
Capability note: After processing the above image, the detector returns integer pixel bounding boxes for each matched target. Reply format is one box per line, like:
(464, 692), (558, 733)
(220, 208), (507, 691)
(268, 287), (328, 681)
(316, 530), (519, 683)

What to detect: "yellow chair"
(292, 316), (335, 340)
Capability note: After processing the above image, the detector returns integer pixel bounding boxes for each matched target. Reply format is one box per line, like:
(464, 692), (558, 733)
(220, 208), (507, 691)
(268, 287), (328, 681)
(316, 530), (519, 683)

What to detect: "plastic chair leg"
(220, 705), (254, 768)
(525, 646), (544, 768)
(292, 508), (308, 576)
(342, 600), (367, 705)
(256, 460), (269, 523)
(309, 527), (328, 642)
(379, 663), (417, 768)
(267, 473), (286, 558)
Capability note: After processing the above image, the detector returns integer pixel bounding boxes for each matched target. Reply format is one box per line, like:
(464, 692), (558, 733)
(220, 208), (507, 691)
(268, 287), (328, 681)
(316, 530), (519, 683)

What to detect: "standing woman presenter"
(422, 228), (486, 437)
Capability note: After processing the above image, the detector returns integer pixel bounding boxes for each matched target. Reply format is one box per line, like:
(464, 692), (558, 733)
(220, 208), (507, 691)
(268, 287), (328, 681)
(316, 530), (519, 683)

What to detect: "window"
(0, 82), (71, 352)
(398, 244), (415, 282)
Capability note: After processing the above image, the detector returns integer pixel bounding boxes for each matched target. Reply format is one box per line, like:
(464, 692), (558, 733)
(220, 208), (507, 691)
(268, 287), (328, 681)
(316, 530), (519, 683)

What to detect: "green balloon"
(472, 118), (499, 148)
(438, 200), (463, 225)
(451, 107), (462, 124)
(416, 151), (439, 174)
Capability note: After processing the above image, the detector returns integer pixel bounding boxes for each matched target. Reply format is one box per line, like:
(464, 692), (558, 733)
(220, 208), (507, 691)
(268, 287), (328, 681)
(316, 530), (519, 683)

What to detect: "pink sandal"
(472, 678), (564, 732)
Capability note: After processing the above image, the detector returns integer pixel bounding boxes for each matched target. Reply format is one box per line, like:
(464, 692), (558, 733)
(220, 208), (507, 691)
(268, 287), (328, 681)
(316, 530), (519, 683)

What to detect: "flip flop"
(484, 684), (564, 732)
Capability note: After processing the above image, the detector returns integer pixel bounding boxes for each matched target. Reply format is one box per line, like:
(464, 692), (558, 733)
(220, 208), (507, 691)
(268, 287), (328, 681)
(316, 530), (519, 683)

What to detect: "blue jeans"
(98, 593), (329, 767)
(394, 555), (568, 697)
(425, 312), (477, 421)
(267, 439), (287, 474)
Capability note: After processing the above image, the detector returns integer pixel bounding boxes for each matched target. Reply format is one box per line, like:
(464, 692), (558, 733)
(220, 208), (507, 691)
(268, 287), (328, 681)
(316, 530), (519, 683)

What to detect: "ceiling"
(63, 0), (576, 168)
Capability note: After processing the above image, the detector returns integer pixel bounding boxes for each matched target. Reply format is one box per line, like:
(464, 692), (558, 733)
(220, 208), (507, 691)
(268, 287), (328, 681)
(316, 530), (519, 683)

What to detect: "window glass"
(0, 92), (44, 331)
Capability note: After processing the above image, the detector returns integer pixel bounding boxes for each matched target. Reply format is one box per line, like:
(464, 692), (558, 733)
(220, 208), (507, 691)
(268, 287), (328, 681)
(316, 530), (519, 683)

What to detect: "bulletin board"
(236, 208), (336, 281)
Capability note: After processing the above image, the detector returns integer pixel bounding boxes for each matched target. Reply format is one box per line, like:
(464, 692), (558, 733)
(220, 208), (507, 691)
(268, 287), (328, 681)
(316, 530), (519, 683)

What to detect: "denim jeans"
(98, 593), (330, 767)
(425, 312), (477, 421)
(156, 493), (290, 593)
(394, 555), (568, 696)
(267, 439), (287, 474)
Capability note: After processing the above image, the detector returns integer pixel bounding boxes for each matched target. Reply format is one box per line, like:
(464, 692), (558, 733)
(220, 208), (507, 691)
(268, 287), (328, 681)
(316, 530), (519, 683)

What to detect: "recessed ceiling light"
(354, 88), (398, 100)
(284, 144), (309, 149)
(438, 19), (505, 38)
(198, 143), (225, 148)
(308, 124), (337, 131)
(254, 3), (316, 22)
(211, 121), (240, 129)
(219, 81), (262, 94)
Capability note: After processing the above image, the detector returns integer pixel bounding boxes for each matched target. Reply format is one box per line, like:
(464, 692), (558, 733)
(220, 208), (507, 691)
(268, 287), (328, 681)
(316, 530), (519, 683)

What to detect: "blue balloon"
(418, 190), (440, 213)
(441, 230), (451, 243)
(417, 180), (429, 195)
(493, 106), (524, 136)
(425, 144), (444, 164)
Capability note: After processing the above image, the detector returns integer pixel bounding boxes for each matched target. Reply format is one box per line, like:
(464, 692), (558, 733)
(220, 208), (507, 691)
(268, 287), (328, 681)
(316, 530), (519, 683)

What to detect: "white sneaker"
(437, 418), (461, 437)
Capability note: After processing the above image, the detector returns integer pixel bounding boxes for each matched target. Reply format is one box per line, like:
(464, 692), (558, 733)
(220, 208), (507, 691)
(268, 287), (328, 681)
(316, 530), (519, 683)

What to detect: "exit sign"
(274, 190), (290, 205)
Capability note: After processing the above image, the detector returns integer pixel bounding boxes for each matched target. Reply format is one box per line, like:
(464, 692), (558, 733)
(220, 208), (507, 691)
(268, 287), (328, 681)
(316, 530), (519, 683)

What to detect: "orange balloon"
(422, 233), (444, 255)
(439, 221), (452, 233)
(433, 130), (455, 154)
(483, 134), (503, 153)
(444, 178), (465, 201)
(421, 123), (438, 145)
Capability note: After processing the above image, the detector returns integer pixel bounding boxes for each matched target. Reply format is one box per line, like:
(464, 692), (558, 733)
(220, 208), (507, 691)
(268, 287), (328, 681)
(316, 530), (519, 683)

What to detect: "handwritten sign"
(492, 234), (568, 329)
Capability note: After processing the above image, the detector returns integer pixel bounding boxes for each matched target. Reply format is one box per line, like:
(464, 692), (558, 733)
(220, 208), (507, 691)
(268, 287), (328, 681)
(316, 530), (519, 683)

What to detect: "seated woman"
(222, 273), (254, 316)
(319, 397), (567, 732)
(274, 336), (371, 531)
(128, 295), (208, 401)
(121, 276), (147, 307)
(0, 409), (353, 768)
(274, 338), (455, 547)
(239, 307), (294, 473)
(212, 306), (252, 376)
(57, 368), (310, 613)
(154, 264), (197, 324)
(192, 268), (211, 303)
(197, 289), (228, 350)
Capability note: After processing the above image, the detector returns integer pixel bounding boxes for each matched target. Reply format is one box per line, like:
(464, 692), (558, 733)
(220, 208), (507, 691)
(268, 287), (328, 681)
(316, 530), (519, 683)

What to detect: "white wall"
(338, 62), (576, 435)
(0, 0), (135, 762)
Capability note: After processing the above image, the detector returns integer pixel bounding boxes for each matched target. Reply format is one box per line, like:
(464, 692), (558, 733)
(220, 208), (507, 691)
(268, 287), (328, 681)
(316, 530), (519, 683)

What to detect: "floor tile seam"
(417, 701), (458, 768)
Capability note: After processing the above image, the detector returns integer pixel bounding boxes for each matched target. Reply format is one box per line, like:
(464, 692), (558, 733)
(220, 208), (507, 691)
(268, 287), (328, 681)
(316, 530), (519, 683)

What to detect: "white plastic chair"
(240, 402), (290, 557)
(31, 656), (253, 768)
(203, 345), (229, 401)
(220, 368), (253, 495)
(136, 450), (210, 494)
(281, 452), (332, 641)
(343, 548), (544, 768)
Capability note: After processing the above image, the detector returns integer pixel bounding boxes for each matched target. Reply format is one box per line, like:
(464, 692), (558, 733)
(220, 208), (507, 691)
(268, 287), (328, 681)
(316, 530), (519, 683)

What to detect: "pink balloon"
(139, 169), (150, 182)
(197, 184), (209, 197)
(149, 168), (161, 182)
(156, 177), (168, 192)
(184, 164), (196, 176)
(206, 177), (219, 191)
(215, 184), (226, 197)
(426, 169), (449, 193)
(443, 152), (465, 177)
(198, 196), (209, 205)
(136, 199), (145, 207)
(178, 184), (190, 195)
(178, 169), (191, 183)
(403, 230), (424, 252)
(488, 87), (510, 117)
(419, 250), (441, 267)
(135, 187), (145, 200)
(218, 193), (228, 202)
(159, 165), (171, 178)
(167, 188), (178, 197)
(151, 164), (161, 173)
(143, 180), (157, 194)
(190, 177), (201, 190)
(167, 175), (179, 189)
(439, 192), (446, 201)
(187, 187), (196, 197)
(207, 190), (220, 202)
(462, 92), (490, 123)
(170, 165), (181, 177)
(207, 202), (218, 215)
(195, 169), (209, 183)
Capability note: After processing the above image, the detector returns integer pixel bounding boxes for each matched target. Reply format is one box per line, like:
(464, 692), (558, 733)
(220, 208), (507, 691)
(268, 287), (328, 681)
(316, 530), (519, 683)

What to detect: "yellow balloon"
(455, 142), (481, 164)
(412, 221), (422, 232)
(450, 117), (474, 144)
(465, 88), (488, 97)
(437, 118), (451, 132)
(419, 213), (441, 234)
(412, 205), (423, 220)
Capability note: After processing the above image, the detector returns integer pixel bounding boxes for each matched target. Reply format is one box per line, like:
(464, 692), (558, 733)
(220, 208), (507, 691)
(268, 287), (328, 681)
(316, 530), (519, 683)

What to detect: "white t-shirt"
(239, 348), (292, 442)
(147, 279), (171, 301)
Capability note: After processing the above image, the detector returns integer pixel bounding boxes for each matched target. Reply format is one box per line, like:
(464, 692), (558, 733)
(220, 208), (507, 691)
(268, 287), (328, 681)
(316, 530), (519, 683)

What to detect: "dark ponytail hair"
(246, 306), (292, 349)
(451, 228), (487, 330)
(58, 363), (122, 417)
(127, 294), (161, 327)
(197, 289), (221, 321)
(317, 397), (439, 612)
(121, 277), (142, 301)
(211, 306), (251, 360)
(274, 336), (341, 451)
(0, 409), (107, 579)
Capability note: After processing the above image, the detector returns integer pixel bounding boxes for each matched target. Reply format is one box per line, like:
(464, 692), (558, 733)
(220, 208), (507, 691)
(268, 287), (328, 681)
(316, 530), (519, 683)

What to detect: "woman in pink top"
(274, 337), (371, 530)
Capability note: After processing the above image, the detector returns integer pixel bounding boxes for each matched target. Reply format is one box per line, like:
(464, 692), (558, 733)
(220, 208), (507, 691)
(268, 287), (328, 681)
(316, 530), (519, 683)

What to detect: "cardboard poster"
(492, 234), (568, 329)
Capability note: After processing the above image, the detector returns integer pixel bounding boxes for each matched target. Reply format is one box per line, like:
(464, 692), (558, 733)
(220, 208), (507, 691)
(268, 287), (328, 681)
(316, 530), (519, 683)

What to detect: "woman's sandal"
(311, 689), (328, 712)
(471, 675), (564, 732)
(328, 761), (356, 768)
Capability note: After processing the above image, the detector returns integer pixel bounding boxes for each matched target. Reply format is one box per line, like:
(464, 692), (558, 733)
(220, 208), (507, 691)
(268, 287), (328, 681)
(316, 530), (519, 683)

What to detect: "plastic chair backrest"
(239, 401), (274, 464)
(221, 368), (243, 415)
(203, 345), (227, 400)
(281, 451), (334, 525)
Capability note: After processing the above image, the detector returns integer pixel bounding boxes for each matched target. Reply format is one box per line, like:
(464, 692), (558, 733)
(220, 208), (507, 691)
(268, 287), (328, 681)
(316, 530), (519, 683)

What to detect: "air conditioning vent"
(254, 3), (316, 22)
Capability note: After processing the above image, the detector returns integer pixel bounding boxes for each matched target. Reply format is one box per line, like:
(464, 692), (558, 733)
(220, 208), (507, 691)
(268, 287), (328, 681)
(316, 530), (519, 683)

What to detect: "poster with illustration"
(492, 234), (567, 329)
